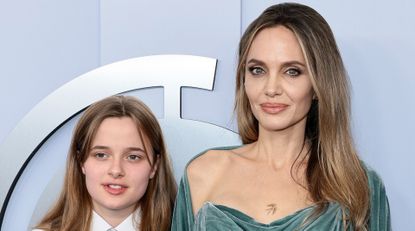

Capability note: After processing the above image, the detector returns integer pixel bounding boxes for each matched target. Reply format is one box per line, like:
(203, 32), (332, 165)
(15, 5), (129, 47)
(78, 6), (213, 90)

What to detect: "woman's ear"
(81, 164), (86, 174)
(312, 92), (318, 100)
(149, 154), (160, 179)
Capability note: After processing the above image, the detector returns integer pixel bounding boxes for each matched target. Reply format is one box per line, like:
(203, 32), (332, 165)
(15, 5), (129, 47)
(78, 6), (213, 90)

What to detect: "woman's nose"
(265, 74), (283, 97)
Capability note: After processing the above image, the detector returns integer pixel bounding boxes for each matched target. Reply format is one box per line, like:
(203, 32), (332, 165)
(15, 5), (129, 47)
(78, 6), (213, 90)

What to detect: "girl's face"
(82, 116), (157, 217)
(244, 26), (314, 133)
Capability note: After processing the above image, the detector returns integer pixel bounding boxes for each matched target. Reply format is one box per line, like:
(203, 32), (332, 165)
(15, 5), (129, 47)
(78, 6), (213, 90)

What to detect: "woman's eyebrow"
(246, 58), (265, 66)
(247, 59), (306, 68)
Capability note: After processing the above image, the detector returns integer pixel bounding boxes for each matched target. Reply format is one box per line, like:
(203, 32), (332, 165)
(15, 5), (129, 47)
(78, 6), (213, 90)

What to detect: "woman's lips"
(260, 103), (288, 114)
(103, 184), (127, 195)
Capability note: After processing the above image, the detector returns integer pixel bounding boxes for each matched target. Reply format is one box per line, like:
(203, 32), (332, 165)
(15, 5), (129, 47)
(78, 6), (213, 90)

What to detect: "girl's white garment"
(32, 209), (141, 231)
(92, 209), (141, 231)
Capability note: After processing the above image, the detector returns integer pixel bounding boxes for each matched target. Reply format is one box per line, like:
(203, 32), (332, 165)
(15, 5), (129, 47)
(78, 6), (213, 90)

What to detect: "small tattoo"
(266, 203), (277, 215)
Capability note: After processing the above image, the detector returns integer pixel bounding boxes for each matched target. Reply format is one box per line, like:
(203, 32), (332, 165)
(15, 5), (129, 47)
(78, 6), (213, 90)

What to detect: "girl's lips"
(103, 184), (127, 195)
(260, 103), (288, 114)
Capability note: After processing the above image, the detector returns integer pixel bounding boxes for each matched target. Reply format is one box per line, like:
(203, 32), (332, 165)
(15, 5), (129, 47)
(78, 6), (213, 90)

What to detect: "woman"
(34, 95), (177, 231)
(172, 3), (390, 230)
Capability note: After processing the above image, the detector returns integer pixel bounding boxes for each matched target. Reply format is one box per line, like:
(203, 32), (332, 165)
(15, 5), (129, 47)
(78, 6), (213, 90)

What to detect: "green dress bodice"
(171, 146), (391, 230)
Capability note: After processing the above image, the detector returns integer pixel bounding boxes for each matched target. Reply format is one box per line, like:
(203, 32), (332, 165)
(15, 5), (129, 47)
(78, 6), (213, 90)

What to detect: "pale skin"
(188, 26), (315, 224)
(82, 117), (158, 227)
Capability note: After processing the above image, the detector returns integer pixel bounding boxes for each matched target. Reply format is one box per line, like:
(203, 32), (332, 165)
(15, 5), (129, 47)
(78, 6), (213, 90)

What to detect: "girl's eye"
(94, 152), (108, 159)
(127, 154), (142, 161)
(248, 66), (266, 76)
(285, 68), (302, 77)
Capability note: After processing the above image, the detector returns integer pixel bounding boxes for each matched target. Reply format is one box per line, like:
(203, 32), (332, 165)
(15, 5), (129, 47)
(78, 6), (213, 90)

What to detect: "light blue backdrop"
(1, 0), (414, 230)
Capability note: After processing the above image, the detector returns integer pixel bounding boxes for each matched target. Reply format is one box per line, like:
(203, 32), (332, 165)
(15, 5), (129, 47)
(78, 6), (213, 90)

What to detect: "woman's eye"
(127, 154), (142, 161)
(285, 68), (301, 77)
(248, 66), (265, 75)
(94, 152), (108, 159)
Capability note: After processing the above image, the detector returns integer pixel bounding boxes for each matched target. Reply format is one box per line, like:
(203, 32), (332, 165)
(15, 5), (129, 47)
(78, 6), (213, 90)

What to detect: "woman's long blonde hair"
(35, 95), (177, 231)
(235, 3), (370, 230)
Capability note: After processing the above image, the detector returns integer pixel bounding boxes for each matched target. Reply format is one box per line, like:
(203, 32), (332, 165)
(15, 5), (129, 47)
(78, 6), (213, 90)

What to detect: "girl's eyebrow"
(90, 145), (109, 150)
(125, 147), (146, 153)
(90, 145), (145, 153)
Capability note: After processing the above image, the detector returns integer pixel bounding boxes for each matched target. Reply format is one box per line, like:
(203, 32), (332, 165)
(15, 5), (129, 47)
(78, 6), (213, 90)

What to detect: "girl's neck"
(94, 206), (136, 227)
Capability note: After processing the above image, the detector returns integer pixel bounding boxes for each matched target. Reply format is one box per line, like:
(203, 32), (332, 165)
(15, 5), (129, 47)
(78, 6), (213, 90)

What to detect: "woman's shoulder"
(186, 145), (241, 180)
(361, 161), (389, 205)
(361, 161), (386, 189)
(360, 162), (391, 229)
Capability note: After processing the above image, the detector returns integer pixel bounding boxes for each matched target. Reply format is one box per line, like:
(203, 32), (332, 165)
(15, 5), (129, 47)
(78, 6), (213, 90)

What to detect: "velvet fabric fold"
(171, 146), (391, 231)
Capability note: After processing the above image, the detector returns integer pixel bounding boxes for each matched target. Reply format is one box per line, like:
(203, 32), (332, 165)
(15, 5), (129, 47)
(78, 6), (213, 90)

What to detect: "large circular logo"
(0, 55), (241, 230)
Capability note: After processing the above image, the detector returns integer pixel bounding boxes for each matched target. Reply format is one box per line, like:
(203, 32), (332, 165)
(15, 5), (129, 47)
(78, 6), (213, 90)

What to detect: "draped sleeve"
(366, 166), (391, 230)
(171, 172), (194, 231)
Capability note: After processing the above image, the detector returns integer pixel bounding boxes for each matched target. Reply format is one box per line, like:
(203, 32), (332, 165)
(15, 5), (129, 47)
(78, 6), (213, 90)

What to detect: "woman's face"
(244, 26), (314, 133)
(82, 116), (156, 217)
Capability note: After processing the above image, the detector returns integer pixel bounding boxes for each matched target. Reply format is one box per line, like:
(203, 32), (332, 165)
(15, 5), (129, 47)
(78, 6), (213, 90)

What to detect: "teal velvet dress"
(171, 146), (391, 231)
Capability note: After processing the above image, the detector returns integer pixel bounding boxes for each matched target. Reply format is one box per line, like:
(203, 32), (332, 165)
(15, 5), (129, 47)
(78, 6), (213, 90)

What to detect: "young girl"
(172, 3), (390, 231)
(34, 95), (177, 231)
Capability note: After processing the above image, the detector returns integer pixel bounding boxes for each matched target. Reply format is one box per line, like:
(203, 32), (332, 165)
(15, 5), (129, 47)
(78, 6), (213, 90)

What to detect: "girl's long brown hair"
(34, 95), (177, 231)
(235, 3), (370, 230)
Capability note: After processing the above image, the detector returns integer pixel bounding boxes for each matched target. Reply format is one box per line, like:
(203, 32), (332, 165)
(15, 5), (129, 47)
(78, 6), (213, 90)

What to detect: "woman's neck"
(253, 123), (309, 170)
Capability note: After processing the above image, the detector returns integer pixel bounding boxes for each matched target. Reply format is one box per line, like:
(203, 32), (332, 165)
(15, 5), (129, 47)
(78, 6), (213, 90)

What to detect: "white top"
(32, 209), (141, 231)
(91, 210), (140, 231)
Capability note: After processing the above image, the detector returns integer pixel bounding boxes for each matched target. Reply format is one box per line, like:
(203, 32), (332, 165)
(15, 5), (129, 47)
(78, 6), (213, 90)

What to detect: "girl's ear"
(81, 164), (86, 174)
(149, 154), (160, 179)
